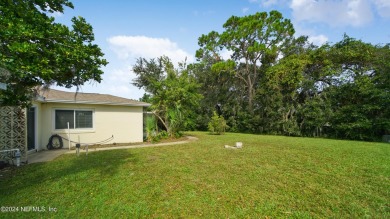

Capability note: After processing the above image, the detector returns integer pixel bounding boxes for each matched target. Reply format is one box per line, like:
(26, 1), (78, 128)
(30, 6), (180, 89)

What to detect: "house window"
(55, 110), (93, 129)
(75, 111), (93, 128)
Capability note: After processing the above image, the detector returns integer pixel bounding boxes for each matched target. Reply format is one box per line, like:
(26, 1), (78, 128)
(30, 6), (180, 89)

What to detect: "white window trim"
(52, 108), (95, 133)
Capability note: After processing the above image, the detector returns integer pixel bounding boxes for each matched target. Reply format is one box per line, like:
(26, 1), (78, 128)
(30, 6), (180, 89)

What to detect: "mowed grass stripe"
(0, 132), (389, 218)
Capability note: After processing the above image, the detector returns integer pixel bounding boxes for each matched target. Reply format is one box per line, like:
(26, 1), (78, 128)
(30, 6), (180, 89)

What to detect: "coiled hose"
(47, 134), (64, 150)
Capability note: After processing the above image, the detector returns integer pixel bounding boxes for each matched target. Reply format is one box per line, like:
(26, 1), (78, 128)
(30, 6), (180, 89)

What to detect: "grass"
(0, 132), (389, 218)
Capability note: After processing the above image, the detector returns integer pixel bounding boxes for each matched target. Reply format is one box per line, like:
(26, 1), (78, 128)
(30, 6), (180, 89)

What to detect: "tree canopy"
(197, 10), (295, 114)
(133, 56), (202, 137)
(133, 10), (389, 141)
(191, 13), (389, 141)
(0, 0), (107, 106)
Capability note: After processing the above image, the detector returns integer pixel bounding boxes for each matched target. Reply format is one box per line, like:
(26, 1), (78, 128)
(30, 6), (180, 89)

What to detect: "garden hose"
(47, 134), (64, 150)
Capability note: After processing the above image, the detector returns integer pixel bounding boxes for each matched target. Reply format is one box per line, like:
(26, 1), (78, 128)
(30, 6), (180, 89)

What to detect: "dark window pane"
(55, 110), (74, 129)
(75, 111), (93, 128)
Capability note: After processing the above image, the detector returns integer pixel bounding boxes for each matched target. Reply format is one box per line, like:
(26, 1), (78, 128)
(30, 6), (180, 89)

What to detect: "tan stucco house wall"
(28, 88), (150, 151)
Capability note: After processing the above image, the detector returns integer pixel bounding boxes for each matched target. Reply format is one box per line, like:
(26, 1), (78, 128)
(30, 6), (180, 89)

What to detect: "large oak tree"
(0, 0), (107, 106)
(197, 10), (295, 114)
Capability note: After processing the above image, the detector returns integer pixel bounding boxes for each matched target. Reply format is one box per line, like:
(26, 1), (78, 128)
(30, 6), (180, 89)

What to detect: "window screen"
(55, 110), (75, 129)
(55, 110), (93, 129)
(75, 111), (93, 128)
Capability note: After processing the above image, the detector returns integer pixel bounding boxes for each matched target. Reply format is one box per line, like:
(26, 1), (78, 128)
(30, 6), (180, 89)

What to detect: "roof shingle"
(37, 88), (150, 107)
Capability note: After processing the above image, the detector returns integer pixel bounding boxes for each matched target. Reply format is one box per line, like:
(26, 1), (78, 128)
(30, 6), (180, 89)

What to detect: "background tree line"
(134, 10), (389, 142)
(4, 1), (387, 142)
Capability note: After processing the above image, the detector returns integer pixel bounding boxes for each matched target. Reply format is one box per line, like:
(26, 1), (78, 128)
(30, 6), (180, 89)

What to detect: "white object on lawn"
(224, 142), (243, 149)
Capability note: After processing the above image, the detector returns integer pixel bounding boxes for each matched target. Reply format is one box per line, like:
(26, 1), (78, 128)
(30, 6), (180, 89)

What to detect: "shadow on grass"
(0, 149), (138, 197)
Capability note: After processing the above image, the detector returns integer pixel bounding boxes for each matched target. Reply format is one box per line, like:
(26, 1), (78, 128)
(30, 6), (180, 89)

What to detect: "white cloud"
(53, 65), (145, 100)
(308, 34), (329, 45)
(373, 0), (390, 18)
(293, 24), (329, 46)
(107, 35), (194, 64)
(262, 0), (279, 7)
(107, 84), (144, 100)
(220, 49), (233, 60)
(39, 5), (63, 18)
(290, 0), (373, 27)
(107, 68), (131, 83)
(49, 11), (63, 18)
(242, 7), (249, 14)
(103, 35), (195, 100)
(98, 68), (145, 100)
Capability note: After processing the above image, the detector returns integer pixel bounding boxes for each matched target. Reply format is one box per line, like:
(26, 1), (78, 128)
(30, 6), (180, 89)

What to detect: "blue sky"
(53, 0), (390, 100)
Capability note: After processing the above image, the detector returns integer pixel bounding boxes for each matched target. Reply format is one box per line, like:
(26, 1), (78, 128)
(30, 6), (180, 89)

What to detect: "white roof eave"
(37, 98), (151, 107)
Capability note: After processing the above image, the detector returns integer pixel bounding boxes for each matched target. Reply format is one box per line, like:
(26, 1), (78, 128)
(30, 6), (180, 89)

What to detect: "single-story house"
(0, 88), (150, 161)
(30, 88), (151, 151)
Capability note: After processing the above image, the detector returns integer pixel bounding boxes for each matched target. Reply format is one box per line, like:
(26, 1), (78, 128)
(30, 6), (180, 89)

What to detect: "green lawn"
(1, 132), (389, 218)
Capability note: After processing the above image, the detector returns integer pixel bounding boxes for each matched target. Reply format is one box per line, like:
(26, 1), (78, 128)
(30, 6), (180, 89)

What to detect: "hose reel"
(47, 134), (64, 150)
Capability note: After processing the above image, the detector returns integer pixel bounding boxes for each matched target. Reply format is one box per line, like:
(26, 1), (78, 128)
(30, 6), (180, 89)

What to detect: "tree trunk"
(153, 111), (169, 132)
(247, 76), (254, 114)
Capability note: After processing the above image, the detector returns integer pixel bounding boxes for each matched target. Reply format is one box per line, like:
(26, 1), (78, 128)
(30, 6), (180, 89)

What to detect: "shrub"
(146, 116), (157, 142)
(208, 111), (228, 135)
(167, 106), (185, 137)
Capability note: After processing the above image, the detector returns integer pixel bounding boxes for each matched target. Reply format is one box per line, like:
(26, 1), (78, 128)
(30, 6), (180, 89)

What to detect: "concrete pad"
(66, 136), (199, 154)
(28, 149), (69, 164)
(28, 136), (199, 163)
